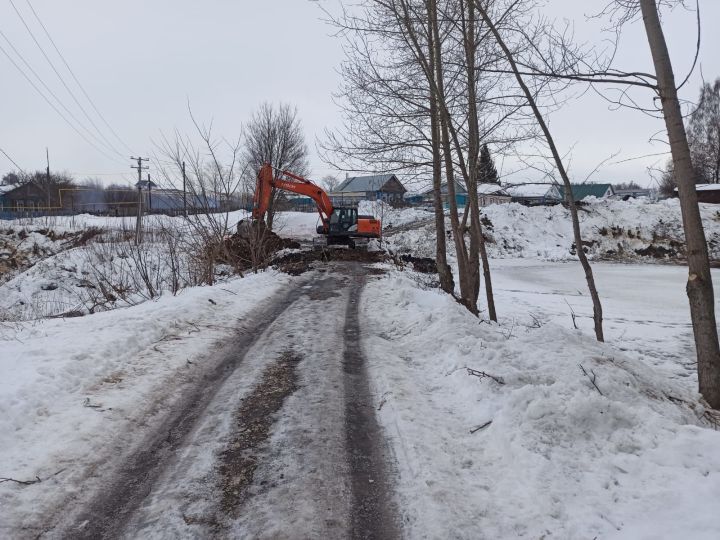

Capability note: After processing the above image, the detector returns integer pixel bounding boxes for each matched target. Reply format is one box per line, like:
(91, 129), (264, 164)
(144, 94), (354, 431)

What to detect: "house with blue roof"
(331, 173), (407, 205)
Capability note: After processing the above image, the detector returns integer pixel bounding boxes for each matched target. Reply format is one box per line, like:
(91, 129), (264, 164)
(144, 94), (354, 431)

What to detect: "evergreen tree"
(478, 144), (499, 184)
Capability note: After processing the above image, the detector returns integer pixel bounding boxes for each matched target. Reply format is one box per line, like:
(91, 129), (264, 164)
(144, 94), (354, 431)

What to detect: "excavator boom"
(252, 162), (381, 245)
(253, 163), (334, 231)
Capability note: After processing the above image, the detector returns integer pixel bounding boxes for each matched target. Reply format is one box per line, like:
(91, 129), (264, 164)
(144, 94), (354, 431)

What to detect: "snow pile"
(0, 209), (322, 239)
(0, 270), (291, 532)
(383, 198), (720, 262)
(0, 237), (203, 320)
(0, 211), (324, 321)
(361, 271), (720, 539)
(358, 200), (433, 229)
(0, 227), (104, 286)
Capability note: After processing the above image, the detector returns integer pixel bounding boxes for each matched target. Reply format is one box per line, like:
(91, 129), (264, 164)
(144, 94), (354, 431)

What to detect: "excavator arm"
(253, 163), (334, 233)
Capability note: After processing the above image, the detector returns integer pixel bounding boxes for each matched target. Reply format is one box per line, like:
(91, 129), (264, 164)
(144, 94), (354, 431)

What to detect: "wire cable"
(0, 146), (25, 172)
(0, 39), (127, 166)
(9, 0), (126, 159)
(0, 29), (120, 159)
(24, 0), (135, 154)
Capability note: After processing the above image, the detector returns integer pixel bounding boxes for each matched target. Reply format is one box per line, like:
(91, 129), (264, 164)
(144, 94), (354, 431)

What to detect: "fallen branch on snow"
(470, 420), (493, 434)
(579, 364), (603, 396)
(377, 391), (392, 411)
(565, 299), (578, 330)
(467, 368), (505, 385)
(0, 468), (66, 486)
(0, 475), (41, 486)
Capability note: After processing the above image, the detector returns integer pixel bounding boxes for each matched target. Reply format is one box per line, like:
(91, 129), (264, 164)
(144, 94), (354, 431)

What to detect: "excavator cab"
(317, 206), (381, 247)
(329, 207), (357, 234)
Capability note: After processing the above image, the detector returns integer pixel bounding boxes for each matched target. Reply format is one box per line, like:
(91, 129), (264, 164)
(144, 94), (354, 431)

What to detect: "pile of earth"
(272, 248), (388, 275)
(221, 221), (301, 270)
(272, 248), (437, 276)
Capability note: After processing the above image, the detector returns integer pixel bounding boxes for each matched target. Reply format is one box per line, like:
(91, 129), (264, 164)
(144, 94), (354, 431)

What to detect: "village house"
(675, 184), (720, 204)
(614, 187), (653, 200)
(0, 182), (66, 211)
(559, 183), (615, 201)
(331, 173), (407, 205)
(421, 181), (467, 207)
(477, 183), (511, 206)
(505, 183), (562, 206)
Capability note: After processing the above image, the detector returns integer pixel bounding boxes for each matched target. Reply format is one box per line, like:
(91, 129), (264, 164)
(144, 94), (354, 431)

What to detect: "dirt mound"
(635, 244), (678, 259)
(398, 254), (437, 274)
(273, 248), (388, 275)
(221, 221), (301, 270)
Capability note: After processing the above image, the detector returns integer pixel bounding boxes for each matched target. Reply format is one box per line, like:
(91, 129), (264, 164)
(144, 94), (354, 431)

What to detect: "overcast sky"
(1, 0), (718, 189)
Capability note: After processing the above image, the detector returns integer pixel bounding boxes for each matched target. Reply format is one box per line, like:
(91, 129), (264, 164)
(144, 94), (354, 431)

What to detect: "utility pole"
(182, 161), (187, 217)
(46, 147), (51, 209)
(131, 156), (149, 244)
(147, 173), (153, 213)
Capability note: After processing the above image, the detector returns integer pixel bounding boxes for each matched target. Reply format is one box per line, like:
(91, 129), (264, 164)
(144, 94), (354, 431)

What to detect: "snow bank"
(0, 210), (323, 321)
(358, 200), (433, 229)
(0, 270), (291, 532)
(0, 209), (321, 239)
(361, 271), (720, 539)
(383, 198), (720, 262)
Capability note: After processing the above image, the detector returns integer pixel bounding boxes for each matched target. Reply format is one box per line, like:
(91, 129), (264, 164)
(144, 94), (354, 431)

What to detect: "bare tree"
(688, 78), (720, 184)
(156, 114), (245, 284)
(324, 0), (530, 314)
(321, 174), (342, 192)
(483, 0), (719, 404)
(475, 0), (605, 340)
(638, 0), (720, 407)
(243, 102), (309, 230)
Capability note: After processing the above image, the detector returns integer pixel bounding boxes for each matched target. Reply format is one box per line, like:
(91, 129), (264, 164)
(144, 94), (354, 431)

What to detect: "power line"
(0, 29), (121, 160)
(24, 0), (135, 155)
(8, 0), (125, 160)
(0, 39), (126, 166)
(0, 146), (25, 172)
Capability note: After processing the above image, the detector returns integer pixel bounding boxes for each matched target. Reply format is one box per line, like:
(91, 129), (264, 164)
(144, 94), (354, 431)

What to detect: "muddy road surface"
(53, 262), (399, 539)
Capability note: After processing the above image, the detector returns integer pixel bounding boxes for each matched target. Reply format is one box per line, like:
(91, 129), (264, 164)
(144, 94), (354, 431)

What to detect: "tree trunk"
(430, 0), (475, 313)
(462, 0), (492, 319)
(476, 0), (604, 340)
(479, 232), (497, 321)
(427, 0), (455, 295)
(640, 0), (720, 407)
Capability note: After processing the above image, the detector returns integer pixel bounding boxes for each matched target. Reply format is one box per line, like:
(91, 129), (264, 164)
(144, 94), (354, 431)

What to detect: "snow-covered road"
(31, 263), (399, 539)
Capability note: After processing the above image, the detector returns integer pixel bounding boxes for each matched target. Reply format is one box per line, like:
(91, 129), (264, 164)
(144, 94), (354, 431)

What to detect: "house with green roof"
(558, 184), (615, 201)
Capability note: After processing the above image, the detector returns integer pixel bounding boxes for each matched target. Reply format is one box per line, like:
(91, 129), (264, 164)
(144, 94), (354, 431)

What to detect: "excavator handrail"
(252, 163), (334, 231)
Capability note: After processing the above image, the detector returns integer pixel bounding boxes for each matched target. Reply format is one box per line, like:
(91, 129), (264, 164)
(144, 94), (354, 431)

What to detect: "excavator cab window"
(329, 207), (357, 233)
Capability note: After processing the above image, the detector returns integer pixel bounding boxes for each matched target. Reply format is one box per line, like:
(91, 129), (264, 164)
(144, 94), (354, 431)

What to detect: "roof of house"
(614, 188), (652, 195)
(505, 183), (561, 198)
(558, 183), (614, 200)
(477, 183), (510, 196)
(0, 184), (16, 195)
(421, 181), (468, 196)
(335, 173), (405, 193)
(684, 184), (720, 192)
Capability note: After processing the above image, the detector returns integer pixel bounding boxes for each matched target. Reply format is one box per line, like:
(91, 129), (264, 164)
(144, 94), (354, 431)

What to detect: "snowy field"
(362, 267), (720, 539)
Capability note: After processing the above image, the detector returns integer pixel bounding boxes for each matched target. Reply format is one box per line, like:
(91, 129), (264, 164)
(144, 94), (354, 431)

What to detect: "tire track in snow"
(343, 265), (400, 539)
(57, 278), (312, 539)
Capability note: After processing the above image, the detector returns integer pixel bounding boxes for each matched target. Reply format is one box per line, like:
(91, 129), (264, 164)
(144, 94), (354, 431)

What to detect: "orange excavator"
(252, 163), (382, 247)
